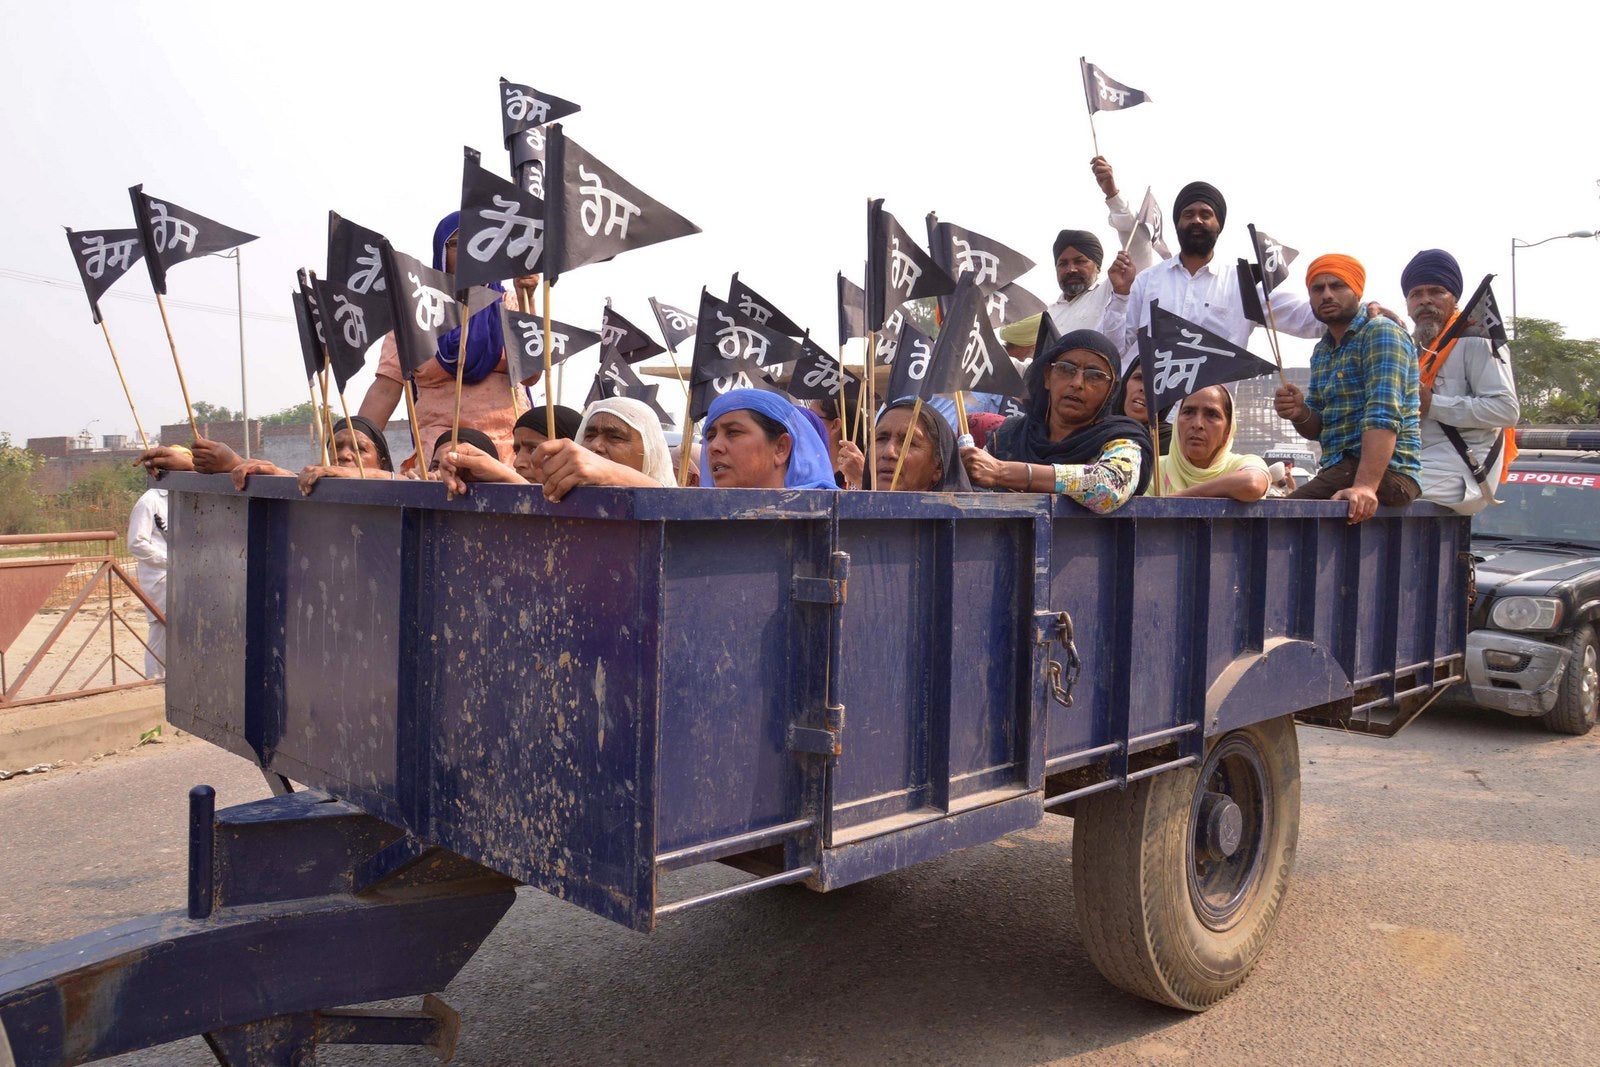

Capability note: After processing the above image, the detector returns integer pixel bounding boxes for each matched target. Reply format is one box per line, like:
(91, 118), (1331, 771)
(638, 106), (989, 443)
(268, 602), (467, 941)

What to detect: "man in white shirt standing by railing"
(126, 487), (167, 679)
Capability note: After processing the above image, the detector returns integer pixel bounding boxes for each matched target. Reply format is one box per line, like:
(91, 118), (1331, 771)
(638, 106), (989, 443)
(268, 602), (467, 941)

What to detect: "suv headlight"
(1489, 596), (1562, 631)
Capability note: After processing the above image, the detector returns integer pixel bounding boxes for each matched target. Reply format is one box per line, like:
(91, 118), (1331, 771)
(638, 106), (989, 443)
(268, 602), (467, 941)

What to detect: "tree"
(256, 401), (318, 428)
(0, 434), (44, 535)
(1510, 317), (1600, 424)
(190, 401), (240, 423)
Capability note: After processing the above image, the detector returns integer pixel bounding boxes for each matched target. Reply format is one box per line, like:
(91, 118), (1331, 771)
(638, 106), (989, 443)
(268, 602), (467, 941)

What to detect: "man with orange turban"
(1274, 253), (1422, 523)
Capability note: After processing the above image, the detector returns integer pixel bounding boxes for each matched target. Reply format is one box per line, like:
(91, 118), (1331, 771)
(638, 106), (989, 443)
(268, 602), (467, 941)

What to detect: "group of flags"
(63, 65), (1513, 486)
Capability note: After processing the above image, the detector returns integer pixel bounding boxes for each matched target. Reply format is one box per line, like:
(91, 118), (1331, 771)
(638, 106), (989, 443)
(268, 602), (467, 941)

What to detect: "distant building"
(1232, 369), (1320, 467)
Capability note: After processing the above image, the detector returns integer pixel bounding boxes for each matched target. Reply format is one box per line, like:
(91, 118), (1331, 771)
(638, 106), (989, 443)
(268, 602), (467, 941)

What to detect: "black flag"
(687, 353), (788, 423)
(378, 243), (496, 379)
(691, 288), (809, 374)
(787, 334), (859, 404)
(311, 278), (372, 393)
(883, 315), (937, 404)
(838, 273), (866, 346)
(927, 216), (1034, 293)
(923, 280), (1025, 399)
(1140, 303), (1278, 412)
(1247, 224), (1298, 296)
(500, 307), (601, 385)
(866, 199), (955, 330)
(728, 273), (805, 337)
(1134, 187), (1172, 259)
(1080, 58), (1152, 114)
(1237, 260), (1268, 327)
(128, 185), (257, 294)
(599, 304), (666, 364)
(985, 282), (1048, 329)
(509, 124), (547, 200)
(499, 78), (580, 144)
(588, 352), (671, 423)
(64, 227), (144, 324)
(544, 124), (701, 283)
(325, 211), (393, 338)
(1033, 309), (1061, 363)
(648, 296), (699, 351)
(458, 149), (545, 289)
(290, 288), (323, 382)
(1431, 274), (1509, 352)
(297, 268), (329, 369)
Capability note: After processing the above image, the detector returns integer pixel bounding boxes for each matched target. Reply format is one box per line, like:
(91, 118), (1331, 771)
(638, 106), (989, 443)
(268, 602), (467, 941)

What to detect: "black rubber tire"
(1071, 715), (1300, 1011)
(1543, 624), (1598, 736)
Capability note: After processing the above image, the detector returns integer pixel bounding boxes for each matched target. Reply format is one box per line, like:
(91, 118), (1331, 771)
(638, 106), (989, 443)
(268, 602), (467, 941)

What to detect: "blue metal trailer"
(0, 477), (1471, 1064)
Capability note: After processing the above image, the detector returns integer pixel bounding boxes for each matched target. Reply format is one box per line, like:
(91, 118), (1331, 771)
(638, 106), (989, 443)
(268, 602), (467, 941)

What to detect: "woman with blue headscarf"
(358, 211), (532, 470)
(699, 389), (837, 490)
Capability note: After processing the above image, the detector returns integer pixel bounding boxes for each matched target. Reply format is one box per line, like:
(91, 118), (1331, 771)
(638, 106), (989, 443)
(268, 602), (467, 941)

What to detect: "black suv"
(1455, 429), (1600, 734)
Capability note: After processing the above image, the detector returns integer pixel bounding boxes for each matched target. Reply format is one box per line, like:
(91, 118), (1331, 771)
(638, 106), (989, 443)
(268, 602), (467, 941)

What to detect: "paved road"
(2, 706), (1596, 1066)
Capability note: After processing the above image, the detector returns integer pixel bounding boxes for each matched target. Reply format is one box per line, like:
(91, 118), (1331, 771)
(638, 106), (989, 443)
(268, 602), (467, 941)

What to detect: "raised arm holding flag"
(64, 226), (151, 449)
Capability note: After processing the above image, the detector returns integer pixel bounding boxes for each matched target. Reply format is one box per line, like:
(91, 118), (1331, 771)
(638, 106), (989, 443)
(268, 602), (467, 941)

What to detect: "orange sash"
(1418, 311), (1516, 480)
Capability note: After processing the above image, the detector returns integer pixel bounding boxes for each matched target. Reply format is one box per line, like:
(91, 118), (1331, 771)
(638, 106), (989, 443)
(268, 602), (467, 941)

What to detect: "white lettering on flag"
(985, 288), (1009, 324)
(331, 295), (368, 348)
(407, 272), (456, 331)
(1094, 70), (1129, 107)
(78, 234), (138, 279)
(952, 237), (1000, 287)
(1152, 328), (1230, 396)
(578, 165), (642, 240)
(888, 236), (923, 296)
(467, 195), (543, 272)
(503, 88), (550, 124)
(905, 337), (932, 382)
(1260, 239), (1288, 279)
(961, 319), (995, 388)
(714, 310), (771, 365)
(148, 202), (198, 255)
(877, 309), (905, 365)
(660, 306), (695, 333)
(522, 161), (545, 200)
(347, 243), (386, 294)
(736, 295), (773, 325)
(599, 322), (629, 349)
(802, 354), (844, 392)
(516, 319), (567, 360)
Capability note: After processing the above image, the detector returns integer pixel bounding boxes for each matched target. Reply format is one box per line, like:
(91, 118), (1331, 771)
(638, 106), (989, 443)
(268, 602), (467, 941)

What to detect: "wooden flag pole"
(335, 390), (366, 479)
(887, 396), (923, 492)
(1147, 404), (1163, 496)
(835, 344), (851, 445)
(1087, 112), (1101, 159)
(953, 390), (971, 440)
(865, 331), (878, 478)
(305, 376), (328, 466)
(450, 305), (472, 453)
(98, 320), (150, 451)
(1262, 293), (1288, 385)
(403, 386), (430, 481)
(541, 279), (556, 440)
(676, 412), (696, 488)
(318, 362), (337, 463)
(153, 293), (201, 440)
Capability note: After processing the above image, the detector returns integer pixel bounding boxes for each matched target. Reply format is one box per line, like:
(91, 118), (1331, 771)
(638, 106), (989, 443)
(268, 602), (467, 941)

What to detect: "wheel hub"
(1199, 791), (1244, 859)
(1187, 734), (1273, 932)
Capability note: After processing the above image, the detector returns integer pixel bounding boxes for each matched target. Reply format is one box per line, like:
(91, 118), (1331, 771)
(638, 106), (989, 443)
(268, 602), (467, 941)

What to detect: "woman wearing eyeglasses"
(960, 329), (1155, 513)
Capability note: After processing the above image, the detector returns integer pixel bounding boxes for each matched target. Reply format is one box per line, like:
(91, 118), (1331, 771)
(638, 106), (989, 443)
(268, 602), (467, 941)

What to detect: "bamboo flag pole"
(835, 345), (852, 444)
(1262, 291), (1288, 385)
(676, 399), (696, 488)
(542, 279), (557, 440)
(305, 376), (328, 465)
(887, 396), (923, 492)
(450, 304), (472, 453)
(865, 331), (879, 478)
(953, 390), (972, 440)
(318, 360), (337, 464)
(335, 390), (366, 479)
(98, 320), (150, 450)
(403, 386), (430, 481)
(1147, 401), (1163, 496)
(152, 293), (201, 439)
(1087, 112), (1101, 159)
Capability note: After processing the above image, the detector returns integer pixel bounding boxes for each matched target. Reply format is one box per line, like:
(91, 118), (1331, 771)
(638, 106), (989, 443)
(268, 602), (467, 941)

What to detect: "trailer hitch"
(1037, 610), (1081, 709)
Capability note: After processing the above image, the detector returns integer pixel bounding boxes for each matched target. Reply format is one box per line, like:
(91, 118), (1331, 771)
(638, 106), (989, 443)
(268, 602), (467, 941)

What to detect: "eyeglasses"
(1047, 360), (1114, 386)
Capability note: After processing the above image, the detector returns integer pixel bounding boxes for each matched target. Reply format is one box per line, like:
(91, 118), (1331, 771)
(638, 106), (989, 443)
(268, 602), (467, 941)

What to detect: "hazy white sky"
(3, 0), (1596, 445)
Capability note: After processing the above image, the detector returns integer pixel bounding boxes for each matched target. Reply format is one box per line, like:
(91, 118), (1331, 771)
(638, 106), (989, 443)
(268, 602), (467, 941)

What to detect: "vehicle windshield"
(1473, 468), (1600, 545)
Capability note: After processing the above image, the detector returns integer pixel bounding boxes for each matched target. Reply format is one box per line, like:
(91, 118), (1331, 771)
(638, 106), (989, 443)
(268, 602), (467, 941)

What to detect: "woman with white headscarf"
(533, 396), (677, 501)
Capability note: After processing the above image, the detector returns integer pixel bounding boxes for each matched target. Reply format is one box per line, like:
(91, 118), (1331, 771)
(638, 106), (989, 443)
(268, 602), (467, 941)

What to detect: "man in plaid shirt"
(1274, 253), (1421, 524)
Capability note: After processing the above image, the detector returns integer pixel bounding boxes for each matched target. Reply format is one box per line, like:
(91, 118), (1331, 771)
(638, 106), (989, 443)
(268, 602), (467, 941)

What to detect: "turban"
(1172, 182), (1226, 229)
(1304, 254), (1366, 297)
(1052, 229), (1104, 267)
(1400, 249), (1463, 300)
(999, 314), (1042, 346)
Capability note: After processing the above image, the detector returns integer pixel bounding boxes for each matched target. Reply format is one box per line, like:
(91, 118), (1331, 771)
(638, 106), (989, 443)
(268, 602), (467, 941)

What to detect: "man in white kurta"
(126, 487), (168, 678)
(1402, 249), (1520, 514)
(1044, 157), (1159, 335)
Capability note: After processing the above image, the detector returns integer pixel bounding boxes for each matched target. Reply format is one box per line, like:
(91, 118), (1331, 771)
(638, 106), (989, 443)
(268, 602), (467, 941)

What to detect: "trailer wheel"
(1542, 625), (1598, 736)
(1072, 714), (1300, 1011)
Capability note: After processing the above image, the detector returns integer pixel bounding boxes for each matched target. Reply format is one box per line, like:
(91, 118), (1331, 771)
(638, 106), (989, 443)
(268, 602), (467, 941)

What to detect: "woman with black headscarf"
(872, 398), (971, 492)
(961, 329), (1154, 513)
(1112, 358), (1173, 456)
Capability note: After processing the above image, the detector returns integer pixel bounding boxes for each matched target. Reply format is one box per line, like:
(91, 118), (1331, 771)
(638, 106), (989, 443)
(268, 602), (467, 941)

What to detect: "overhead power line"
(0, 266), (294, 324)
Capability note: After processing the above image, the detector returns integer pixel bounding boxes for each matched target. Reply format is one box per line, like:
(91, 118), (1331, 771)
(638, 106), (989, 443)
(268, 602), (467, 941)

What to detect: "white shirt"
(127, 488), (169, 609)
(1418, 336), (1519, 514)
(1046, 192), (1158, 336)
(1099, 253), (1323, 369)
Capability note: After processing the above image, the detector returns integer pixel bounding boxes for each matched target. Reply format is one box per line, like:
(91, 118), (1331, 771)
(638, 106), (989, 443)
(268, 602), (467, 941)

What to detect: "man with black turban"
(1402, 248), (1519, 514)
(1098, 180), (1321, 368)
(1044, 157), (1160, 336)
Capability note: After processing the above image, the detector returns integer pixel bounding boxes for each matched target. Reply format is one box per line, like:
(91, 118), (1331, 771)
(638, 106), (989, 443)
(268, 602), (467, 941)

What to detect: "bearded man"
(1045, 157), (1158, 335)
(1402, 249), (1520, 514)
(1099, 181), (1322, 367)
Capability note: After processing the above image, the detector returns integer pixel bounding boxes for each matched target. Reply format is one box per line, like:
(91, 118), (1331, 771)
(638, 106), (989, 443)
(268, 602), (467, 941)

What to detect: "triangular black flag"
(501, 307), (601, 385)
(1237, 260), (1268, 327)
(688, 353), (789, 423)
(544, 124), (701, 282)
(458, 148), (545, 290)
(985, 282), (1048, 329)
(1033, 309), (1061, 363)
(1247, 224), (1298, 296)
(599, 304), (666, 364)
(786, 334), (859, 404)
(326, 211), (393, 339)
(499, 78), (580, 144)
(379, 244), (463, 379)
(297, 268), (329, 370)
(509, 124), (547, 200)
(924, 280), (1025, 399)
(1080, 58), (1152, 114)
(838, 273), (866, 346)
(1134, 187), (1172, 259)
(866, 199), (955, 330)
(312, 277), (373, 394)
(588, 352), (671, 423)
(728, 273), (805, 337)
(648, 296), (699, 351)
(927, 216), (1034, 293)
(128, 185), (257, 295)
(691, 288), (809, 375)
(1141, 303), (1278, 412)
(64, 226), (144, 324)
(1432, 274), (1508, 352)
(883, 315), (938, 404)
(290, 288), (323, 383)
(875, 305), (911, 367)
